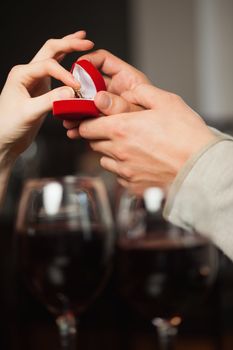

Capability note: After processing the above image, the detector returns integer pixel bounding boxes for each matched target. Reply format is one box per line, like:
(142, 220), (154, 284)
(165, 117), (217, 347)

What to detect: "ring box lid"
(53, 59), (106, 120)
(72, 59), (106, 98)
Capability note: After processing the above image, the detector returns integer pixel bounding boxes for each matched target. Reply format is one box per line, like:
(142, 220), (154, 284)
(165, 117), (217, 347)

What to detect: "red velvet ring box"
(53, 59), (106, 120)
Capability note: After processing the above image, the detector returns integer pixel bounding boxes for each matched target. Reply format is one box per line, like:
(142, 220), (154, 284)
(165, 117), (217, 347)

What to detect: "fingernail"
(57, 87), (75, 99)
(78, 29), (86, 35)
(98, 92), (111, 110)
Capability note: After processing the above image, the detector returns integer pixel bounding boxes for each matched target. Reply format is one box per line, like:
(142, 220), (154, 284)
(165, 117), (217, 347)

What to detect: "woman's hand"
(0, 30), (94, 160)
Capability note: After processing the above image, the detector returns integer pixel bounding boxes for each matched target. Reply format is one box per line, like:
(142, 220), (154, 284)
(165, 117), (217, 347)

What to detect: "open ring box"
(53, 59), (106, 120)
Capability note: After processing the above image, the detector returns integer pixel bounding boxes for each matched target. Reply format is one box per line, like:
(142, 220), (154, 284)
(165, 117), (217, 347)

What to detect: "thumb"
(125, 83), (166, 109)
(95, 91), (142, 116)
(29, 86), (75, 118)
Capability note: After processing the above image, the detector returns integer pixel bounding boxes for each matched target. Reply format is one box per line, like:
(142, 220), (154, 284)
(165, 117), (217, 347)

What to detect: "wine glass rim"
(22, 175), (104, 188)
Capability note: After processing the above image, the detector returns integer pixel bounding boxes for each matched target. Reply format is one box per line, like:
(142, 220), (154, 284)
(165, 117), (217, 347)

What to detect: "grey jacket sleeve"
(163, 129), (233, 260)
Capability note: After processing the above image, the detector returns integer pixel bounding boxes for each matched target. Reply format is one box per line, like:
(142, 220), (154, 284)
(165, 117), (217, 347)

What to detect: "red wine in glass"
(116, 233), (217, 321)
(18, 223), (112, 317)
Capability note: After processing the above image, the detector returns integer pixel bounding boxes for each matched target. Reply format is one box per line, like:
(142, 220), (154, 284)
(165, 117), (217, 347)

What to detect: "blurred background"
(0, 0), (233, 349)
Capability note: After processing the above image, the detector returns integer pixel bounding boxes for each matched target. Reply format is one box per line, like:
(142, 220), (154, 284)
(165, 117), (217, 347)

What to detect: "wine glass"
(15, 176), (114, 350)
(115, 187), (218, 350)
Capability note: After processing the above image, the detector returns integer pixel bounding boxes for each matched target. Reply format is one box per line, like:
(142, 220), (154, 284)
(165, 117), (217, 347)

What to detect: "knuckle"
(168, 92), (183, 104)
(44, 38), (57, 49)
(95, 48), (108, 56)
(8, 64), (24, 78)
(138, 72), (150, 84)
(112, 96), (129, 114)
(45, 58), (57, 69)
(114, 146), (127, 162)
(120, 166), (133, 181)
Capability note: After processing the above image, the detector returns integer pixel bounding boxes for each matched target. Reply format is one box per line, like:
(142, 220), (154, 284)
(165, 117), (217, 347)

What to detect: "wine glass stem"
(56, 311), (77, 350)
(153, 318), (178, 350)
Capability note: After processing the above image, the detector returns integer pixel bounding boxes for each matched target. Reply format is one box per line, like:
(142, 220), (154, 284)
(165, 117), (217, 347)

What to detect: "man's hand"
(63, 50), (150, 139)
(77, 84), (217, 194)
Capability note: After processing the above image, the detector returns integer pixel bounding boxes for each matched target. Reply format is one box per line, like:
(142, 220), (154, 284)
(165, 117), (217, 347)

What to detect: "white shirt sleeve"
(163, 129), (233, 260)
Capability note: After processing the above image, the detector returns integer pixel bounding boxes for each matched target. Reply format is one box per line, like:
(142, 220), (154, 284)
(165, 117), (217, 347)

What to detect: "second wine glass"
(116, 188), (218, 350)
(16, 176), (114, 350)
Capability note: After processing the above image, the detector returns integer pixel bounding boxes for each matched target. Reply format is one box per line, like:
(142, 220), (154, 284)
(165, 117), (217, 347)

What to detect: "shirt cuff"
(163, 129), (233, 221)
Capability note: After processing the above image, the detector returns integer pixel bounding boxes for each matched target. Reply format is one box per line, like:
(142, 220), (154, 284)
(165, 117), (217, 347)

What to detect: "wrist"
(175, 130), (217, 177)
(189, 129), (218, 156)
